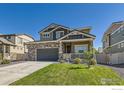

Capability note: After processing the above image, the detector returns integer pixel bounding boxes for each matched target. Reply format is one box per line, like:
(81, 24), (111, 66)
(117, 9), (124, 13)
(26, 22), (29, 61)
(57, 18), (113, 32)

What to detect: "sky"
(0, 3), (124, 49)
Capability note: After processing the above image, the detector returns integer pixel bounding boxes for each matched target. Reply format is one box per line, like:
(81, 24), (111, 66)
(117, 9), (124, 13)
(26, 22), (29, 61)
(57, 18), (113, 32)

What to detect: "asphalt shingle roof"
(0, 38), (15, 45)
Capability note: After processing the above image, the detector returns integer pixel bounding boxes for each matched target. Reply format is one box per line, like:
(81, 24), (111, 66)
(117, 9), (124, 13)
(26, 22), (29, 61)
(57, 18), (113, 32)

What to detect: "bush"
(74, 58), (81, 64)
(59, 60), (66, 63)
(1, 59), (10, 64)
(90, 58), (97, 65)
(0, 53), (3, 60)
(82, 59), (87, 63)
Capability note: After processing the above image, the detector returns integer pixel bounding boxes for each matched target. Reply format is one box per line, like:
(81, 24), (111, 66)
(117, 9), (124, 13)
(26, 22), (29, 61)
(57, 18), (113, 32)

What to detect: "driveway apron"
(0, 61), (55, 85)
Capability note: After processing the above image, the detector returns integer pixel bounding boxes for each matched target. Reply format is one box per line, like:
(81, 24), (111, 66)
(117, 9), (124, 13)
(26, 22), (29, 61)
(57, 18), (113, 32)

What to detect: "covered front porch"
(59, 38), (94, 60)
(0, 38), (15, 60)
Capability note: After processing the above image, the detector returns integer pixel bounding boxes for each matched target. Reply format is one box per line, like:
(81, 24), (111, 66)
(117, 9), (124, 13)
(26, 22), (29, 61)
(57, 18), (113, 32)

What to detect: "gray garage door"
(37, 48), (59, 61)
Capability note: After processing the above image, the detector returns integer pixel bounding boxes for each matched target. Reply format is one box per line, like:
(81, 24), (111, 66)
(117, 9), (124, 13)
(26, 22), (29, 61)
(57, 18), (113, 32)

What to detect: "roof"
(76, 26), (92, 32)
(57, 30), (96, 41)
(17, 34), (35, 40)
(26, 40), (58, 44)
(102, 21), (124, 41)
(0, 34), (35, 41)
(0, 38), (15, 45)
(39, 23), (70, 33)
(39, 23), (94, 35)
(71, 29), (96, 37)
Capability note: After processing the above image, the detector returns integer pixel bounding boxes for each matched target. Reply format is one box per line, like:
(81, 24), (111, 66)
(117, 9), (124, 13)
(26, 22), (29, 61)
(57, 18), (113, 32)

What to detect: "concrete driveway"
(0, 61), (55, 85)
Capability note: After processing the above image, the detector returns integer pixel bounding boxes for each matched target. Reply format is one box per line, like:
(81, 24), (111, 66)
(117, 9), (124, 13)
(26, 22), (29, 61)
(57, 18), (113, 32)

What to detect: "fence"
(96, 52), (124, 64)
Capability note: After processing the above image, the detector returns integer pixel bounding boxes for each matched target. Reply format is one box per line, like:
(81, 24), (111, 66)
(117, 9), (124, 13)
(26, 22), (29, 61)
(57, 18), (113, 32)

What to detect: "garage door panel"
(37, 48), (58, 61)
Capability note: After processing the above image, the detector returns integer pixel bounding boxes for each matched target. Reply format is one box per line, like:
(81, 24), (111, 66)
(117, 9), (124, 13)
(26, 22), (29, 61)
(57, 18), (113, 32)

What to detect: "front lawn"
(11, 63), (124, 85)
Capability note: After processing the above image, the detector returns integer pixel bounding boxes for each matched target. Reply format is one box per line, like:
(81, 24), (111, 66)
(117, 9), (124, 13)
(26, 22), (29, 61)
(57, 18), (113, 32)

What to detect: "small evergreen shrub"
(90, 58), (97, 65)
(1, 59), (10, 64)
(74, 58), (81, 64)
(59, 60), (66, 63)
(0, 53), (3, 60)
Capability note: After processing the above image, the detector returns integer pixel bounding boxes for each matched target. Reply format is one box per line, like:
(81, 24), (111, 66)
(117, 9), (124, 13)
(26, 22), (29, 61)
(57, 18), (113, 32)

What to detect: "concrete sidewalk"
(0, 61), (55, 85)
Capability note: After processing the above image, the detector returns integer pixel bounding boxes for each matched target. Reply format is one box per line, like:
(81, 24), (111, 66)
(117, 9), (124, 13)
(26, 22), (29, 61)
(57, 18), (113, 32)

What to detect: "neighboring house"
(102, 21), (124, 53)
(0, 34), (34, 60)
(26, 23), (96, 61)
(98, 47), (103, 53)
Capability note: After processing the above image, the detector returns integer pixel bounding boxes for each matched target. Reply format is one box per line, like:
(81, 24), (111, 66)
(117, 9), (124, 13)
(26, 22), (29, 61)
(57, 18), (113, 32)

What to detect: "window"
(5, 45), (9, 53)
(56, 31), (64, 39)
(5, 36), (11, 39)
(74, 45), (88, 53)
(16, 37), (23, 44)
(43, 33), (50, 38)
(121, 42), (124, 48)
(118, 43), (121, 48)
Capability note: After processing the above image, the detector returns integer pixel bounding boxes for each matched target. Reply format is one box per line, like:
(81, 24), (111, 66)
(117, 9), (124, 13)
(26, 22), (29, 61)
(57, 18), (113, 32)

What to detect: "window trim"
(42, 32), (50, 38)
(56, 31), (64, 39)
(74, 44), (88, 53)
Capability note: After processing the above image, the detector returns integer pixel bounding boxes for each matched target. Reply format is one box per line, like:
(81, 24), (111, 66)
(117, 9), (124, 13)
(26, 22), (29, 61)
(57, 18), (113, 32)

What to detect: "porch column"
(59, 41), (63, 60)
(59, 41), (63, 54)
(2, 44), (6, 59)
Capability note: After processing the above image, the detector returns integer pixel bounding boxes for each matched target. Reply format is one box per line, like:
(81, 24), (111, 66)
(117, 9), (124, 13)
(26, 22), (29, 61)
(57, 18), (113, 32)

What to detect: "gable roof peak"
(39, 23), (71, 33)
(76, 26), (92, 30)
(112, 21), (124, 24)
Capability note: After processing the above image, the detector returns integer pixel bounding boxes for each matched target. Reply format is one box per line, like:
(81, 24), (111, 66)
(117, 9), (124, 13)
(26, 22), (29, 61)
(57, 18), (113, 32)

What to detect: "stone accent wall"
(59, 53), (84, 60)
(10, 53), (27, 61)
(27, 42), (59, 61)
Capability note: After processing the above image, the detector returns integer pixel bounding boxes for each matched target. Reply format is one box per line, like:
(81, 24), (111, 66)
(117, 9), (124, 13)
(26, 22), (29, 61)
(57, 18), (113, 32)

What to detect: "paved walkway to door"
(0, 61), (55, 85)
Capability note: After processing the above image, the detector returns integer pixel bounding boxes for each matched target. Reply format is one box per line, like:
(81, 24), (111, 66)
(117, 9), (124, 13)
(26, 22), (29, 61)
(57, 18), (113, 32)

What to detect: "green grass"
(10, 63), (124, 85)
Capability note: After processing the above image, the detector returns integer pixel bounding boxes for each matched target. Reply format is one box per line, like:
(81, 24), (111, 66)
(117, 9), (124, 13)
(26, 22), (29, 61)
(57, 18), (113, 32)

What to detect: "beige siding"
(10, 35), (34, 54)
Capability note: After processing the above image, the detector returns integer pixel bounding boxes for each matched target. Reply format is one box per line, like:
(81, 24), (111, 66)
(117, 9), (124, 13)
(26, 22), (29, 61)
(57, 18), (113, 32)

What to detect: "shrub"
(1, 59), (10, 64)
(59, 60), (66, 63)
(82, 59), (86, 63)
(74, 58), (81, 64)
(90, 58), (97, 65)
(0, 53), (3, 60)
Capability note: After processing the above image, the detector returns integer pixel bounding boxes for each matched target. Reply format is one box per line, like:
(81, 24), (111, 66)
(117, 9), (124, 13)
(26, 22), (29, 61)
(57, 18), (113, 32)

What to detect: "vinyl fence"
(96, 52), (124, 64)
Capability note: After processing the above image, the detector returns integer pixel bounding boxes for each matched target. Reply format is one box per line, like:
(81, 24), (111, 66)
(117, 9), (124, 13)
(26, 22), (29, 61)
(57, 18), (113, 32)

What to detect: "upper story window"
(43, 33), (50, 38)
(5, 36), (11, 39)
(16, 37), (23, 44)
(56, 31), (64, 39)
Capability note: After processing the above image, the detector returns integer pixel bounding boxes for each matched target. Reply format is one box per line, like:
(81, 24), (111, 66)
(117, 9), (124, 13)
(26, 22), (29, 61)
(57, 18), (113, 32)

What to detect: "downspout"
(1, 43), (4, 60)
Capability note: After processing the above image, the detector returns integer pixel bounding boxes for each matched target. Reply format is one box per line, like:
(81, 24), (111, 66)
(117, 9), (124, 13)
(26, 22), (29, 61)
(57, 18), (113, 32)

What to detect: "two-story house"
(0, 34), (34, 60)
(102, 21), (124, 53)
(26, 23), (96, 61)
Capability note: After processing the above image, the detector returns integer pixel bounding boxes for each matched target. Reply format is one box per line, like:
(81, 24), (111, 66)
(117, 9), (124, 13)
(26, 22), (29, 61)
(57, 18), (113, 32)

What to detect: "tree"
(83, 51), (93, 68)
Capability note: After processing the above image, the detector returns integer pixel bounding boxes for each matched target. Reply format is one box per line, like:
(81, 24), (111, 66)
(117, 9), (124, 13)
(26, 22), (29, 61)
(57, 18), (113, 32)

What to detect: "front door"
(66, 45), (71, 53)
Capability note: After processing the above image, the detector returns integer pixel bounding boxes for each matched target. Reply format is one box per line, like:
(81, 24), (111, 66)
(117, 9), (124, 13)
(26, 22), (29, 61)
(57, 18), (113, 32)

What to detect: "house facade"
(102, 21), (124, 53)
(26, 23), (96, 61)
(0, 34), (34, 60)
